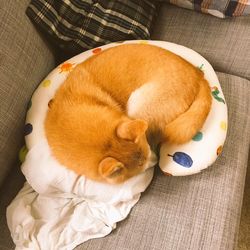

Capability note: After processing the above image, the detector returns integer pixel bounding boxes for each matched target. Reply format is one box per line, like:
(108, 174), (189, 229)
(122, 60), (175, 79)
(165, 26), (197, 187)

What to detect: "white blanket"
(7, 139), (155, 249)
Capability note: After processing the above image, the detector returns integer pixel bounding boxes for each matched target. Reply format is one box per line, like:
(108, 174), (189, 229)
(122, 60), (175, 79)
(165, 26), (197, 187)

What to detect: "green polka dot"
(42, 79), (51, 87)
(19, 145), (28, 163)
(197, 64), (204, 71)
(27, 100), (32, 110)
(192, 132), (203, 141)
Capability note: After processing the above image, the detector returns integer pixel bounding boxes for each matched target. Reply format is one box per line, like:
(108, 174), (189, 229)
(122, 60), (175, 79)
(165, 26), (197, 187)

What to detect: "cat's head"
(98, 119), (156, 184)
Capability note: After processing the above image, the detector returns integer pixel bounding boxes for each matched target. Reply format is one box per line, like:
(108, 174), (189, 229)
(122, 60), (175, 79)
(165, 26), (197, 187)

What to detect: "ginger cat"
(45, 44), (212, 184)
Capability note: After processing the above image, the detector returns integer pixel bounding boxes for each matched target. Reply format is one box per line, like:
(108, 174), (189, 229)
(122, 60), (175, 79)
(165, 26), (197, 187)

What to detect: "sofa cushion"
(1, 72), (249, 250)
(0, 1), (55, 186)
(0, 167), (24, 250)
(79, 73), (250, 250)
(158, 0), (250, 18)
(152, 3), (250, 80)
(26, 0), (158, 60)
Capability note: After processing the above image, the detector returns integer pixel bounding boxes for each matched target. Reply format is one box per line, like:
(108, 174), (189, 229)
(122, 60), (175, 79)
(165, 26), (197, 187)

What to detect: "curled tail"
(164, 79), (212, 144)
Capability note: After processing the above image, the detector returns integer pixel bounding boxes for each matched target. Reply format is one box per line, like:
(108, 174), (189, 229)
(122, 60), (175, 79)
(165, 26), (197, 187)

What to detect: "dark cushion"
(26, 0), (158, 60)
(158, 0), (250, 18)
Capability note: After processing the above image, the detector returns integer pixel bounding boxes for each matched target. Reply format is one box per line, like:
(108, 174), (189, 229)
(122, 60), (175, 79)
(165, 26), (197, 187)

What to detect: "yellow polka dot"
(19, 145), (28, 163)
(220, 121), (227, 131)
(42, 79), (51, 87)
(139, 40), (149, 44)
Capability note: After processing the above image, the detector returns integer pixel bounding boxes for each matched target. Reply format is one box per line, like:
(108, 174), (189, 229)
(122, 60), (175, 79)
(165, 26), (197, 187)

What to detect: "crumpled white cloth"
(7, 139), (156, 250)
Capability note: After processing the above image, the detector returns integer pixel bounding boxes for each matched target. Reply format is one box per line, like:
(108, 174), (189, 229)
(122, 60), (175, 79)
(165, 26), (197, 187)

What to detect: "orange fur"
(45, 44), (212, 184)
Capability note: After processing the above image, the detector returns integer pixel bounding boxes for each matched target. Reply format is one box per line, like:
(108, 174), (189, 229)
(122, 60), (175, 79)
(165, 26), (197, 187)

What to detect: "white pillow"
(24, 40), (227, 177)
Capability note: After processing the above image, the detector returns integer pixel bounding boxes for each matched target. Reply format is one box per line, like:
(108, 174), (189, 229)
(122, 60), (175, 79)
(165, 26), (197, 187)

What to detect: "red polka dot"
(163, 172), (172, 176)
(92, 48), (102, 54)
(48, 99), (54, 108)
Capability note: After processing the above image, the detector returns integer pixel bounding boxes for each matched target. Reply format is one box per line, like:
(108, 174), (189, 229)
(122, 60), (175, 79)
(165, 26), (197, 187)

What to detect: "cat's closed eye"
(132, 151), (146, 166)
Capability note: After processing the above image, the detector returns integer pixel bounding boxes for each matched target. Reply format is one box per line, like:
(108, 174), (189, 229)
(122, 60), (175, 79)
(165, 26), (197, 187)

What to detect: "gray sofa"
(0, 1), (250, 249)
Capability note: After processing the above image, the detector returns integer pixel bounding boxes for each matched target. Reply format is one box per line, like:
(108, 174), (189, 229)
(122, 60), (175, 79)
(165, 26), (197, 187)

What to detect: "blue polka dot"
(168, 152), (193, 168)
(24, 123), (33, 136)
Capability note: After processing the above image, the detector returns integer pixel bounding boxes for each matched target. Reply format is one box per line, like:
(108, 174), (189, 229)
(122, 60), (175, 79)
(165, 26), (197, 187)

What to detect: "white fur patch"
(127, 82), (156, 118)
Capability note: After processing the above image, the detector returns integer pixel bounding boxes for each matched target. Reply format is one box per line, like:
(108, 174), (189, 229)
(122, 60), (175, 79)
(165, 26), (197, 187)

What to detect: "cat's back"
(82, 44), (196, 80)
(79, 44), (202, 106)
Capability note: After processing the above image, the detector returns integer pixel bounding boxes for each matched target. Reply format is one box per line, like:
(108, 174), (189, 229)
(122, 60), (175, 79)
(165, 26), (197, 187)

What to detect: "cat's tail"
(164, 79), (212, 144)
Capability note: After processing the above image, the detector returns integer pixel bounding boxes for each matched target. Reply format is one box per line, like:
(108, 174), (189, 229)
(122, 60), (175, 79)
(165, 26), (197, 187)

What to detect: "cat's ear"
(98, 157), (127, 183)
(116, 119), (148, 143)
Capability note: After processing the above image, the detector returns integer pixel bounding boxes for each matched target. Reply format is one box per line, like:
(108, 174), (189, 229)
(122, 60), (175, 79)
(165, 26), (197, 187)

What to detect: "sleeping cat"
(45, 44), (212, 184)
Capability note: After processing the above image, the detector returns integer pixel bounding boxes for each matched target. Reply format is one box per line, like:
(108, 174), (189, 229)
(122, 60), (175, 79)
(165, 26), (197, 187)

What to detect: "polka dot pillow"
(21, 40), (227, 177)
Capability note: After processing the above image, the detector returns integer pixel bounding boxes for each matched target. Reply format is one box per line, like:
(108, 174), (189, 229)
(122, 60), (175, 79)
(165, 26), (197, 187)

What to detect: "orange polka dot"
(59, 62), (74, 73)
(217, 145), (223, 155)
(211, 86), (218, 91)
